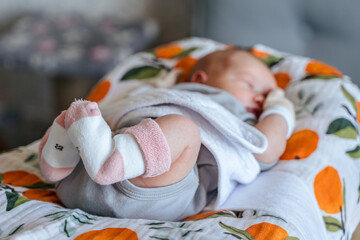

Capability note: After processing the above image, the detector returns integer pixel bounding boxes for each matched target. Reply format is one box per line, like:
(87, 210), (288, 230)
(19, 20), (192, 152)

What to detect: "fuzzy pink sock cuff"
(125, 118), (171, 178)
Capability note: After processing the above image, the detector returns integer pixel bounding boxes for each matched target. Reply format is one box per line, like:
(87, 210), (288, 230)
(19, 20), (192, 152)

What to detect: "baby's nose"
(253, 94), (265, 104)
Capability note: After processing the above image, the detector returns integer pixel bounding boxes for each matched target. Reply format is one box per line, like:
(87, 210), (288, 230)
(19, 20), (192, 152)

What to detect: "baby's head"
(189, 49), (276, 116)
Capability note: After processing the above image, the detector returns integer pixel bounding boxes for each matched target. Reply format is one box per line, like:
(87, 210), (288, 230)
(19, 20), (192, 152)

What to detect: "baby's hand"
(259, 88), (295, 138)
(263, 88), (294, 113)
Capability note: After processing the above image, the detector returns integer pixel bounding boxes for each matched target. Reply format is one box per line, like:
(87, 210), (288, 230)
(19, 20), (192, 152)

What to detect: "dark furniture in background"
(0, 13), (158, 150)
(192, 0), (360, 86)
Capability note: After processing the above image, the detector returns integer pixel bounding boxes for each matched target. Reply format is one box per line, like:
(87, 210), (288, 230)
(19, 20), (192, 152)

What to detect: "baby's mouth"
(247, 107), (262, 118)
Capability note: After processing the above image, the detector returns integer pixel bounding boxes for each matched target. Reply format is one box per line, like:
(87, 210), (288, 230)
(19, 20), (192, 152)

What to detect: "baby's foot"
(65, 100), (171, 185)
(65, 100), (117, 182)
(39, 110), (80, 182)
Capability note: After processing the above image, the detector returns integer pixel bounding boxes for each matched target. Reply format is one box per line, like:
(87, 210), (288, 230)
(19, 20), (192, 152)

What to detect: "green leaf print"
(237, 209), (287, 223)
(181, 229), (203, 238)
(343, 179), (347, 224)
(43, 209), (97, 238)
(303, 75), (341, 80)
(358, 175), (360, 204)
(60, 219), (76, 238)
(295, 89), (325, 118)
(298, 89), (304, 100)
(262, 56), (283, 67)
(148, 226), (173, 231)
(145, 221), (203, 239)
(341, 86), (358, 116)
(146, 47), (197, 59)
(346, 146), (360, 158)
(175, 47), (198, 58)
(146, 222), (166, 226)
(312, 103), (324, 115)
(146, 48), (156, 55)
(150, 235), (175, 240)
(5, 191), (30, 211)
(326, 118), (358, 139)
(285, 237), (300, 240)
(204, 211), (236, 219)
(14, 196), (30, 209)
(218, 221), (254, 240)
(121, 66), (162, 80)
(25, 181), (55, 189)
(7, 223), (25, 236)
(69, 214), (95, 225)
(323, 216), (343, 232)
(304, 93), (316, 105)
(24, 153), (38, 163)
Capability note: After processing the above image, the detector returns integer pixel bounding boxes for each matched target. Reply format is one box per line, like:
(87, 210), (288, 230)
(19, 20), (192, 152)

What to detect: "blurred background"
(0, 0), (191, 150)
(0, 0), (359, 151)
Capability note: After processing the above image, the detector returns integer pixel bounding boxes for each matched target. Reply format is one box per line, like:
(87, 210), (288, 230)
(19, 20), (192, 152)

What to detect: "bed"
(1, 37), (360, 239)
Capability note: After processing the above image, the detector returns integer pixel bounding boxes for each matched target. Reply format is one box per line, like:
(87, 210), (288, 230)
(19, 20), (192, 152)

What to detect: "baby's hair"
(188, 48), (266, 82)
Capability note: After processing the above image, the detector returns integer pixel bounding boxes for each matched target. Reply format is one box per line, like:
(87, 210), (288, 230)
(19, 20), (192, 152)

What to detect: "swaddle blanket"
(1, 37), (360, 239)
(79, 38), (360, 239)
(100, 83), (267, 209)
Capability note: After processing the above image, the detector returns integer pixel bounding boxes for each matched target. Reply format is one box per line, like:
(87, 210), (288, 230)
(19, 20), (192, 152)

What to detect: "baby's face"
(204, 52), (276, 116)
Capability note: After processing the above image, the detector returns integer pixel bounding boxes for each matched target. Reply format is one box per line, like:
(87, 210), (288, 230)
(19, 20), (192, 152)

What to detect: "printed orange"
(274, 72), (291, 89)
(2, 170), (42, 187)
(357, 101), (360, 123)
(249, 49), (270, 59)
(174, 56), (198, 82)
(305, 61), (343, 78)
(246, 222), (288, 240)
(86, 80), (111, 102)
(155, 44), (183, 59)
(314, 166), (343, 214)
(74, 228), (138, 240)
(183, 210), (227, 221)
(280, 129), (319, 160)
(22, 189), (63, 206)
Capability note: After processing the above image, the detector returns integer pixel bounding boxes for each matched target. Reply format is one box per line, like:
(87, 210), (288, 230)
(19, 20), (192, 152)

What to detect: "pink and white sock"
(39, 111), (80, 182)
(65, 100), (171, 185)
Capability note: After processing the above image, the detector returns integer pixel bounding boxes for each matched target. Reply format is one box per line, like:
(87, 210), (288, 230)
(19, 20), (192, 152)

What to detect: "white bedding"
(1, 37), (360, 239)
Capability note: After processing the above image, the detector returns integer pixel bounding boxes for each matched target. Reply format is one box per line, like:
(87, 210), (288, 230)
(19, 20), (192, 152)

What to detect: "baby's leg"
(130, 114), (201, 188)
(65, 100), (201, 186)
(39, 111), (80, 182)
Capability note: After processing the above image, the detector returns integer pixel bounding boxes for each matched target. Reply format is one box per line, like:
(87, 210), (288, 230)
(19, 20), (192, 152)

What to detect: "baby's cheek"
(235, 95), (249, 107)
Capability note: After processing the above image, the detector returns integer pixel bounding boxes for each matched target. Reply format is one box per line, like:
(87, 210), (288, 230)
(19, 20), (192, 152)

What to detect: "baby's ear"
(190, 70), (208, 84)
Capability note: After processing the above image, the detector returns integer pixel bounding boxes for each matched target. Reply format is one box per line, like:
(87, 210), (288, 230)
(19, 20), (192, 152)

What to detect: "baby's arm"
(253, 89), (295, 165)
(254, 114), (287, 164)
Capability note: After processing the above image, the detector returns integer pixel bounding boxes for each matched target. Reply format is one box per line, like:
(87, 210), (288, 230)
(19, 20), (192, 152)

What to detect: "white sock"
(64, 100), (171, 185)
(39, 111), (80, 182)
